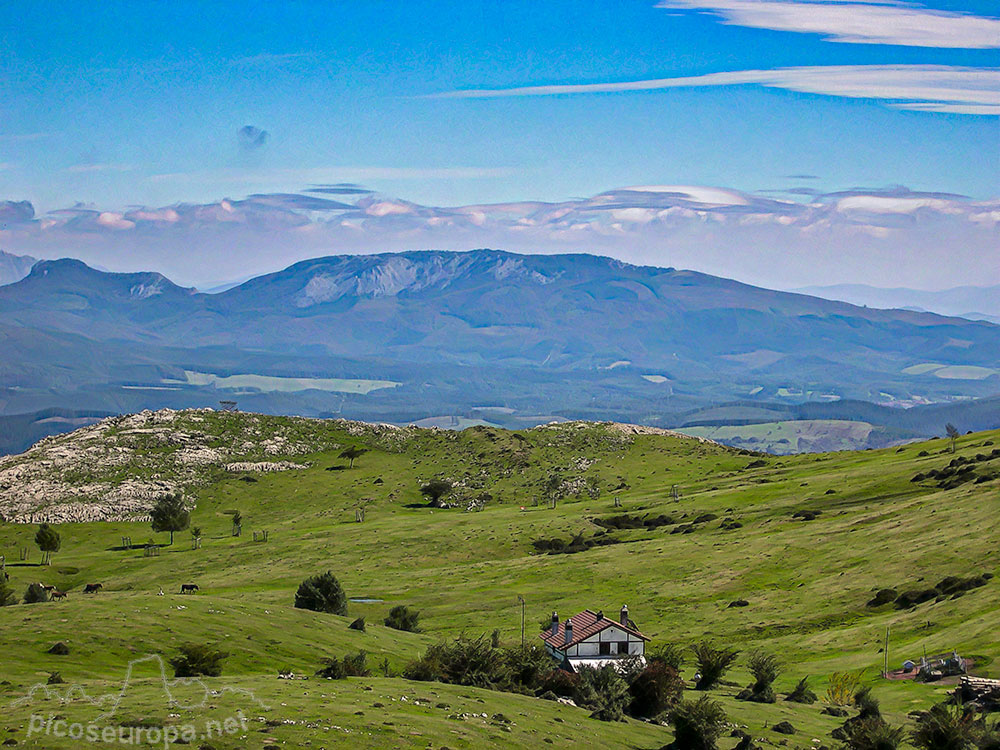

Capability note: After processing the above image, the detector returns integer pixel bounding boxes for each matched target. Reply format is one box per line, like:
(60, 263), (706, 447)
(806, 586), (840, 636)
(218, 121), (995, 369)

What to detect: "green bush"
(294, 571), (347, 615)
(536, 669), (579, 698)
(384, 604), (420, 632)
(628, 660), (684, 718)
(403, 635), (506, 688)
(691, 642), (739, 690)
(575, 665), (630, 722)
(649, 643), (686, 671)
(503, 643), (557, 691)
(785, 676), (817, 704)
(0, 580), (18, 607)
(23, 582), (49, 604)
(842, 718), (905, 750)
(738, 651), (780, 703)
(169, 643), (228, 677)
(348, 616), (366, 632)
(912, 704), (978, 750)
(670, 695), (727, 749)
(318, 650), (371, 679)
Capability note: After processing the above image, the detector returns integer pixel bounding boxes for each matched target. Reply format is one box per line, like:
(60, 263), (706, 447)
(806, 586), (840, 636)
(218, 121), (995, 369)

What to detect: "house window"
(617, 642), (628, 655)
(599, 641), (611, 656)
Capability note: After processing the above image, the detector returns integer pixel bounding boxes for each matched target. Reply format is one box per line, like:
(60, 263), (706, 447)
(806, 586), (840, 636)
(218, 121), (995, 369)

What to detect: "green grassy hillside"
(1, 411), (998, 748)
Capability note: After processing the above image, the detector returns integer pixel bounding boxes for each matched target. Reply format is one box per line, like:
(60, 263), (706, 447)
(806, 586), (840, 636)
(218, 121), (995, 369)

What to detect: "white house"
(540, 605), (649, 672)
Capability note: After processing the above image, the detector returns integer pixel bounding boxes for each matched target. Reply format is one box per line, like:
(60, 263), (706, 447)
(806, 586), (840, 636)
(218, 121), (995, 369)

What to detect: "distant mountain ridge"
(0, 250), (37, 286)
(794, 282), (1000, 325)
(0, 249), (997, 447)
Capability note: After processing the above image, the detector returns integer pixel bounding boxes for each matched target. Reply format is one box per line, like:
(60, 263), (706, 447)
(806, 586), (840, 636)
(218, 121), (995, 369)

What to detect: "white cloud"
(65, 163), (136, 174)
(435, 64), (1000, 115)
(655, 0), (1000, 48)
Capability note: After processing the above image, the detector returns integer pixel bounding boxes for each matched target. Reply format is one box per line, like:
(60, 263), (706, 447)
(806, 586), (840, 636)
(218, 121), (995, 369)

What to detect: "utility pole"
(883, 627), (890, 677)
(517, 595), (525, 646)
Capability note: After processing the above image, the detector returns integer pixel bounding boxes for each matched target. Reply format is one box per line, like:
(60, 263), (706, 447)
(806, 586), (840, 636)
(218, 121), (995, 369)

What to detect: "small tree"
(629, 660), (684, 718)
(649, 642), (686, 671)
(169, 643), (228, 677)
(912, 704), (978, 750)
(35, 523), (61, 565)
(419, 480), (453, 506)
(670, 695), (728, 749)
(946, 423), (960, 453)
(294, 571), (347, 615)
(339, 446), (368, 469)
(149, 493), (189, 545)
(191, 526), (202, 539)
(24, 582), (49, 604)
(0, 579), (18, 606)
(384, 604), (420, 632)
(231, 510), (242, 537)
(576, 665), (631, 722)
(739, 650), (781, 703)
(691, 642), (739, 690)
(786, 676), (818, 704)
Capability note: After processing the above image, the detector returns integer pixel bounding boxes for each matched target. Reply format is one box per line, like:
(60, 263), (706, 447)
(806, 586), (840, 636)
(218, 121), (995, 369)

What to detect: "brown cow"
(50, 590), (67, 600)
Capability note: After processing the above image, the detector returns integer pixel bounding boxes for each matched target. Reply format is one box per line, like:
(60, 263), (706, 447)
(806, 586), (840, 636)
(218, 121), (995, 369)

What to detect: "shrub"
(742, 650), (780, 703)
(536, 669), (580, 698)
(785, 676), (818, 704)
(912, 704), (978, 750)
(628, 660), (684, 718)
(316, 657), (346, 679)
(575, 665), (630, 722)
(348, 616), (366, 632)
(826, 670), (864, 706)
(342, 650), (371, 677)
(843, 718), (905, 750)
(47, 642), (70, 655)
(294, 571), (347, 615)
(47, 671), (64, 685)
(23, 582), (49, 604)
(403, 635), (506, 688)
(670, 695), (727, 749)
(0, 580), (17, 607)
(691, 642), (739, 690)
(419, 479), (453, 505)
(503, 644), (557, 691)
(169, 643), (228, 677)
(649, 643), (686, 671)
(384, 604), (420, 632)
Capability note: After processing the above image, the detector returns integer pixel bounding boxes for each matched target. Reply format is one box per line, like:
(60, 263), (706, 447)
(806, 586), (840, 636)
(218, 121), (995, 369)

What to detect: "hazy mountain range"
(0, 251), (36, 286)
(795, 283), (1000, 325)
(0, 249), (997, 453)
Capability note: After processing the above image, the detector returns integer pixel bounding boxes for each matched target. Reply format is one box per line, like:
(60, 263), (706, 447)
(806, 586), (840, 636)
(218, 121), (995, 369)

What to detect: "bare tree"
(945, 423), (960, 453)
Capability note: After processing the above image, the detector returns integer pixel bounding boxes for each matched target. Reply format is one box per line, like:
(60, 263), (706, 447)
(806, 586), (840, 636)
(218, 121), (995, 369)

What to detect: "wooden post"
(672, 485), (679, 501)
(19, 547), (28, 561)
(883, 627), (890, 677)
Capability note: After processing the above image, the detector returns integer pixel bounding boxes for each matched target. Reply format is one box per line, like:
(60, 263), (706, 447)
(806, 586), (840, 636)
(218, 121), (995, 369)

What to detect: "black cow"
(83, 583), (103, 594)
(180, 584), (199, 594)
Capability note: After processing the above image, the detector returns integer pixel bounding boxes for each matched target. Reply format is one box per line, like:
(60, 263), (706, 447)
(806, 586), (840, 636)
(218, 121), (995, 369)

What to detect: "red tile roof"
(539, 609), (648, 649)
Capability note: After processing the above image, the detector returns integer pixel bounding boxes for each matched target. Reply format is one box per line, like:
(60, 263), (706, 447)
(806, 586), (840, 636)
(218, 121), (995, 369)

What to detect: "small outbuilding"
(540, 605), (649, 672)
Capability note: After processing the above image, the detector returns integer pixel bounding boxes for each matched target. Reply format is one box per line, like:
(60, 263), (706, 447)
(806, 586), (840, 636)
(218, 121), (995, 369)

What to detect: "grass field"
(678, 419), (876, 453)
(1, 414), (998, 748)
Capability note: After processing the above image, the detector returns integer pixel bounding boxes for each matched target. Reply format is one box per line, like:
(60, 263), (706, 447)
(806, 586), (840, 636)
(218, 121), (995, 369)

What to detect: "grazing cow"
(180, 584), (199, 594)
(50, 590), (67, 600)
(83, 583), (103, 594)
(39, 583), (56, 592)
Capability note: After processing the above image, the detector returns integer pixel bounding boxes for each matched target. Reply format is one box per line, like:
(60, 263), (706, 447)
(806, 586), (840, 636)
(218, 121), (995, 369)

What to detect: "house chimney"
(550, 612), (559, 637)
(564, 618), (573, 646)
(596, 610), (604, 621)
(620, 604), (629, 626)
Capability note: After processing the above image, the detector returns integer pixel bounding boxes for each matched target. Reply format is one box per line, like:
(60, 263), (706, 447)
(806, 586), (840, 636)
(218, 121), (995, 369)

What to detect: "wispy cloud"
(148, 166), (520, 185)
(64, 163), (136, 174)
(655, 0), (1000, 48)
(4, 185), (998, 289)
(434, 65), (1000, 115)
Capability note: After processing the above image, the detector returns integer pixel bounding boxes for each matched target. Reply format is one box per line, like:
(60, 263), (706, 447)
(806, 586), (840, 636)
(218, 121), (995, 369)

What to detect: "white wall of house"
(548, 624), (645, 659)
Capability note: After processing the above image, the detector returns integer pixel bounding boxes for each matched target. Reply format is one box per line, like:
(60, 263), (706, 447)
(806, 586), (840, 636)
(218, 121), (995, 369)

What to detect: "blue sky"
(0, 1), (998, 289)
